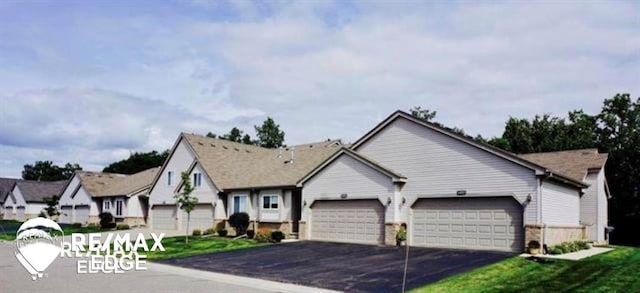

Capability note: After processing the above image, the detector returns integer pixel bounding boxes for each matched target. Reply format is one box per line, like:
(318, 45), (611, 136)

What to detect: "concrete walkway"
(520, 247), (614, 261)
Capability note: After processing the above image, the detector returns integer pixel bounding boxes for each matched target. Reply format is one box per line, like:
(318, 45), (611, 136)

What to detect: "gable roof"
(350, 110), (588, 188)
(99, 167), (160, 197)
(181, 133), (342, 190)
(14, 180), (67, 203)
(0, 177), (20, 203)
(519, 149), (608, 182)
(75, 171), (127, 197)
(297, 147), (407, 186)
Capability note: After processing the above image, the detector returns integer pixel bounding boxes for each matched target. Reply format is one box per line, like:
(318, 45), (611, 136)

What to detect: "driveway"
(159, 241), (513, 292)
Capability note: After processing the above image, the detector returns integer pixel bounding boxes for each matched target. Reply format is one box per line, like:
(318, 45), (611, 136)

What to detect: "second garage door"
(412, 197), (523, 252)
(74, 206), (90, 223)
(151, 205), (177, 230)
(59, 206), (73, 224)
(16, 207), (26, 221)
(181, 204), (214, 231)
(310, 200), (385, 245)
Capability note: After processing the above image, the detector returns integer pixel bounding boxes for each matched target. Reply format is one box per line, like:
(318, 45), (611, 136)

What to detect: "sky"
(0, 0), (638, 178)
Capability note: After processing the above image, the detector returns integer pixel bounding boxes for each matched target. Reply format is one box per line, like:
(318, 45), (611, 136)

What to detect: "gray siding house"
(299, 111), (607, 252)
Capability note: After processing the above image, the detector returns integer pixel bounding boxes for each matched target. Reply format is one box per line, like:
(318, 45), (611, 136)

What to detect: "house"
(519, 149), (609, 243)
(147, 133), (341, 234)
(58, 171), (126, 224)
(7, 180), (67, 221)
(94, 167), (159, 226)
(0, 178), (19, 219)
(298, 111), (603, 252)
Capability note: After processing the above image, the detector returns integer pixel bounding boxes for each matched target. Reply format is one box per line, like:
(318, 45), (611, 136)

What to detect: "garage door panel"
(182, 204), (214, 231)
(152, 205), (177, 230)
(412, 197), (523, 252)
(310, 200), (384, 245)
(59, 206), (73, 224)
(74, 206), (89, 223)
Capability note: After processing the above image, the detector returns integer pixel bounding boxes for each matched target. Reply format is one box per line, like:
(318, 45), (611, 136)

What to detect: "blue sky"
(0, 0), (639, 177)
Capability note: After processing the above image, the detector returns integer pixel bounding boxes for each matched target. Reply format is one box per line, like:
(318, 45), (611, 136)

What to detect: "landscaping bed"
(411, 246), (640, 292)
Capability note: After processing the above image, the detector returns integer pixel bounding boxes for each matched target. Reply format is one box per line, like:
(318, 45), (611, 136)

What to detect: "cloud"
(0, 1), (638, 177)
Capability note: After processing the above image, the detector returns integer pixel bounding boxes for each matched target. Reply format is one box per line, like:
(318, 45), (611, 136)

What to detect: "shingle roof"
(99, 167), (160, 197)
(519, 149), (608, 182)
(15, 180), (67, 203)
(0, 178), (20, 203)
(76, 171), (127, 197)
(182, 133), (342, 190)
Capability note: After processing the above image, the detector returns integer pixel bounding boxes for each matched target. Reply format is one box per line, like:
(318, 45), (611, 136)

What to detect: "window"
(103, 200), (110, 210)
(115, 199), (124, 216)
(233, 195), (247, 214)
(262, 195), (278, 209)
(193, 173), (202, 187)
(167, 171), (173, 186)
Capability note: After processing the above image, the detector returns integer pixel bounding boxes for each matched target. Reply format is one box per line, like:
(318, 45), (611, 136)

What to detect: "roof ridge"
(520, 148), (601, 155)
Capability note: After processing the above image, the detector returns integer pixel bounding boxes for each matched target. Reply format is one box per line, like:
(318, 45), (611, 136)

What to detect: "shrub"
(116, 224), (129, 230)
(228, 212), (250, 235)
(247, 229), (255, 239)
(87, 223), (97, 228)
(192, 229), (202, 236)
(204, 228), (216, 235)
(396, 228), (407, 242)
(99, 212), (116, 229)
(217, 229), (228, 237)
(548, 246), (564, 255)
(255, 231), (271, 243)
(38, 211), (47, 218)
(71, 222), (82, 228)
(548, 240), (590, 255)
(271, 230), (285, 243)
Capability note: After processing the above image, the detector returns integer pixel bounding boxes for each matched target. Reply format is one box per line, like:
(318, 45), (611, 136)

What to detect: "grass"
(412, 246), (640, 293)
(143, 235), (263, 261)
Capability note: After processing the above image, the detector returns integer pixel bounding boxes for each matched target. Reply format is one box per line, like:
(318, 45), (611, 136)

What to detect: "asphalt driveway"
(159, 241), (512, 292)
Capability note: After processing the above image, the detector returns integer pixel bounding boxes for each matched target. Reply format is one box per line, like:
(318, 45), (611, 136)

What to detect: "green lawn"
(412, 246), (640, 293)
(0, 220), (110, 241)
(143, 236), (263, 261)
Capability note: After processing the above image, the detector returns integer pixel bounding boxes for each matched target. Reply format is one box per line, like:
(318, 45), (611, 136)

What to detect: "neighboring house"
(8, 180), (67, 221)
(519, 149), (609, 243)
(96, 167), (160, 226)
(58, 171), (126, 224)
(147, 133), (341, 234)
(0, 178), (19, 219)
(298, 111), (595, 253)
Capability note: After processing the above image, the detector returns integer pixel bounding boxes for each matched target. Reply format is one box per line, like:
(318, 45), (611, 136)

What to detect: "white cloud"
(0, 1), (638, 177)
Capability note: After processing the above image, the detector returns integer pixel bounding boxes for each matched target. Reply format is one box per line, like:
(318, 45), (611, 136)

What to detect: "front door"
(291, 189), (302, 233)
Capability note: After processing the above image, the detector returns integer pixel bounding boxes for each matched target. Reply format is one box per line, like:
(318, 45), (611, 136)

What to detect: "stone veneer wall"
(525, 224), (586, 249)
(385, 223), (403, 246)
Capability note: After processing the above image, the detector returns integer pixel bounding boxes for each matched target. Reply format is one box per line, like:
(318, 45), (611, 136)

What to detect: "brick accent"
(299, 221), (307, 240)
(120, 217), (146, 227)
(544, 225), (585, 245)
(385, 223), (403, 246)
(257, 222), (291, 235)
(525, 224), (586, 248)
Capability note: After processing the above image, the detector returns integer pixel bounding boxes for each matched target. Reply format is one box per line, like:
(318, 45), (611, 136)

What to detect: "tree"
(254, 117), (285, 148)
(241, 134), (253, 145)
(228, 212), (250, 236)
(410, 106), (437, 122)
(220, 127), (244, 143)
(206, 132), (217, 138)
(103, 150), (169, 174)
(41, 195), (60, 219)
(22, 161), (82, 181)
(174, 171), (198, 244)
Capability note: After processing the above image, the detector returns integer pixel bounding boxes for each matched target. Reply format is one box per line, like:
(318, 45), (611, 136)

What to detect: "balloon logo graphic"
(15, 217), (64, 280)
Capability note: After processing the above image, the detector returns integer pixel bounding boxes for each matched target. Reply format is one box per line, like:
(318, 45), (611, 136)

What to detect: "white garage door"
(311, 200), (385, 245)
(4, 206), (13, 220)
(16, 207), (26, 221)
(74, 206), (90, 224)
(59, 206), (73, 224)
(412, 197), (523, 252)
(152, 205), (177, 230)
(181, 204), (214, 232)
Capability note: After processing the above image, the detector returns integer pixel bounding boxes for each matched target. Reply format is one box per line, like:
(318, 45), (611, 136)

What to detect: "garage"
(59, 206), (73, 223)
(310, 200), (385, 245)
(74, 205), (90, 224)
(4, 207), (13, 220)
(411, 197), (523, 252)
(152, 205), (177, 230)
(181, 204), (214, 231)
(16, 207), (25, 221)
